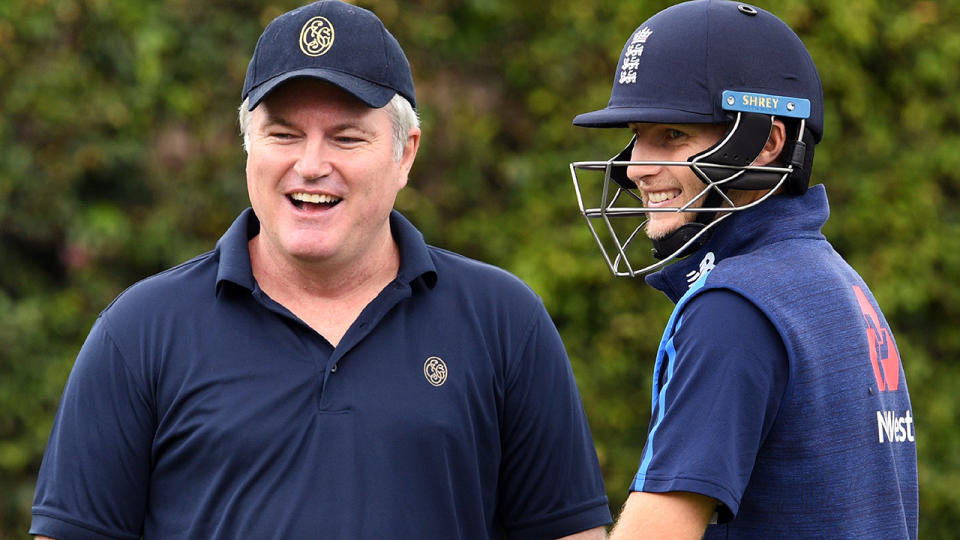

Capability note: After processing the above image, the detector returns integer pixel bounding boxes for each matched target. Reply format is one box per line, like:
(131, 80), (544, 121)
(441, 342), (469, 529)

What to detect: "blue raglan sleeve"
(30, 314), (153, 540)
(497, 298), (613, 538)
(631, 288), (788, 519)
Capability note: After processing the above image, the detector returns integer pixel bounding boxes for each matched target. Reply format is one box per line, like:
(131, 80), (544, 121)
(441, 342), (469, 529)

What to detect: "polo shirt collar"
(215, 208), (259, 292)
(214, 208), (438, 293)
(390, 209), (438, 288)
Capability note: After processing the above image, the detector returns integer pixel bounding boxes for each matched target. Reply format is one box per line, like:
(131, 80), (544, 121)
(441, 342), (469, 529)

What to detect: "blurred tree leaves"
(1, 0), (958, 536)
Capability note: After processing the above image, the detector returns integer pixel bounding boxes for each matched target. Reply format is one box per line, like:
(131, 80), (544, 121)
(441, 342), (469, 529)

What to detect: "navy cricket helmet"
(569, 0), (824, 277)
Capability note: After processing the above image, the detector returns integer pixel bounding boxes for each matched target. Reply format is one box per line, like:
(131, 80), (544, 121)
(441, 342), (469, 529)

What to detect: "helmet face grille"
(568, 131), (792, 277)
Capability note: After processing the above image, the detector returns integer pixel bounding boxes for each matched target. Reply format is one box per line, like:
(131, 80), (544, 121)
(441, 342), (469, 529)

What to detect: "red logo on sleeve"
(853, 285), (900, 392)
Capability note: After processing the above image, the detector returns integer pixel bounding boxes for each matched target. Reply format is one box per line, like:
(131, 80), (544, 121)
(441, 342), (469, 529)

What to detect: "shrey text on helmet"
(742, 94), (780, 109)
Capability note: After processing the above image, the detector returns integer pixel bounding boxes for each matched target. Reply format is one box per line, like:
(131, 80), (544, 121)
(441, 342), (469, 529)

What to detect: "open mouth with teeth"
(289, 192), (342, 210)
(646, 189), (682, 205)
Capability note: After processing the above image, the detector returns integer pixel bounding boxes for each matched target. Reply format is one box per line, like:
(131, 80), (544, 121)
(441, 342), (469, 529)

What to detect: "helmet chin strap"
(650, 189), (725, 259)
(651, 223), (707, 260)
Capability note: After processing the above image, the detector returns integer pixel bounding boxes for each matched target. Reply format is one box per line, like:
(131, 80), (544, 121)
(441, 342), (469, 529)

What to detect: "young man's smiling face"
(245, 78), (418, 270)
(625, 122), (726, 240)
(625, 121), (785, 241)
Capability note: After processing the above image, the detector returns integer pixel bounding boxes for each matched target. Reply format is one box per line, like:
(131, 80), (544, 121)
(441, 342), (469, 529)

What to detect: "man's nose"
(625, 144), (662, 187)
(294, 138), (334, 180)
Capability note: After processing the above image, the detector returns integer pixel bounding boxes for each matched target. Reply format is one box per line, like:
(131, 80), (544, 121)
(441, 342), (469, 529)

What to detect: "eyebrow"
(260, 113), (374, 135)
(261, 113), (295, 129)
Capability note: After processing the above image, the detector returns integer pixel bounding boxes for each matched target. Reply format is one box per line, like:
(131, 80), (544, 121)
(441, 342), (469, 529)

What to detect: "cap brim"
(245, 68), (397, 110)
(573, 106), (716, 128)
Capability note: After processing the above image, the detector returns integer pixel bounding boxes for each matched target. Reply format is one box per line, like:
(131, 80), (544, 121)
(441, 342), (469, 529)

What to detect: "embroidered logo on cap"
(619, 26), (652, 85)
(423, 356), (448, 387)
(299, 16), (335, 57)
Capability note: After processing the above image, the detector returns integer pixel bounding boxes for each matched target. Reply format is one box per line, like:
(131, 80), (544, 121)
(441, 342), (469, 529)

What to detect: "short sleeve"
(631, 288), (788, 519)
(497, 303), (613, 538)
(30, 315), (153, 540)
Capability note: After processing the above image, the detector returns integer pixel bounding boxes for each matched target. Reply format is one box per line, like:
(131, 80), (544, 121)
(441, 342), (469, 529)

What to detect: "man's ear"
(396, 127), (421, 189)
(755, 119), (787, 166)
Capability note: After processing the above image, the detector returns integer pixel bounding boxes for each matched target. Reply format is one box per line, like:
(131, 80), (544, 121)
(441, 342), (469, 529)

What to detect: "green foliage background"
(1, 0), (957, 536)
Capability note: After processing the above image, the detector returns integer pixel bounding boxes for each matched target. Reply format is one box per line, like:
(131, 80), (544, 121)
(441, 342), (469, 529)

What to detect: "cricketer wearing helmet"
(569, 1), (918, 538)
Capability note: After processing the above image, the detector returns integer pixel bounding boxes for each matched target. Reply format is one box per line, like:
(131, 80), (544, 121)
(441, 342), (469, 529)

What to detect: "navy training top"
(633, 186), (917, 538)
(31, 208), (612, 539)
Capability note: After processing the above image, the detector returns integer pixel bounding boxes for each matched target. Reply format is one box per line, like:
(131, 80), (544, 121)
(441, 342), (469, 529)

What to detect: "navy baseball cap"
(242, 0), (416, 110)
(573, 0), (823, 142)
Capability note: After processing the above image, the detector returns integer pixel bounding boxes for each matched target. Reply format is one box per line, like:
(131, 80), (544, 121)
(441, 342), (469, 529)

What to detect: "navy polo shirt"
(31, 208), (611, 539)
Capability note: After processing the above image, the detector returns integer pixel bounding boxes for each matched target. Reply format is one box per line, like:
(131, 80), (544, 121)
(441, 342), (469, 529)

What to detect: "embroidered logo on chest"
(423, 356), (448, 387)
(686, 251), (716, 287)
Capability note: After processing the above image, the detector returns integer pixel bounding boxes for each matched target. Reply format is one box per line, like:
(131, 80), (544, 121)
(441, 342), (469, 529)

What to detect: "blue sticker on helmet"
(722, 90), (810, 119)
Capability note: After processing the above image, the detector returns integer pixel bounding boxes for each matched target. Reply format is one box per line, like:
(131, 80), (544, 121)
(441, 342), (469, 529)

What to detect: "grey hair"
(238, 92), (419, 161)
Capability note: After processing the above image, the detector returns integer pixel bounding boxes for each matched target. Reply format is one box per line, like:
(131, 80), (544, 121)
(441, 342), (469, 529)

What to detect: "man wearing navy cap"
(568, 1), (917, 538)
(30, 2), (611, 538)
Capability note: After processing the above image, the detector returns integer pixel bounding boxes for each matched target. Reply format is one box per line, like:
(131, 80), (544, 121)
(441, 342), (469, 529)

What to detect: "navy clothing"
(635, 185), (918, 538)
(31, 209), (611, 539)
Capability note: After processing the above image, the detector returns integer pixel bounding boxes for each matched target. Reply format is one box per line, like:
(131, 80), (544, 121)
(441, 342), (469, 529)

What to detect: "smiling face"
(245, 78), (419, 272)
(625, 122), (727, 240)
